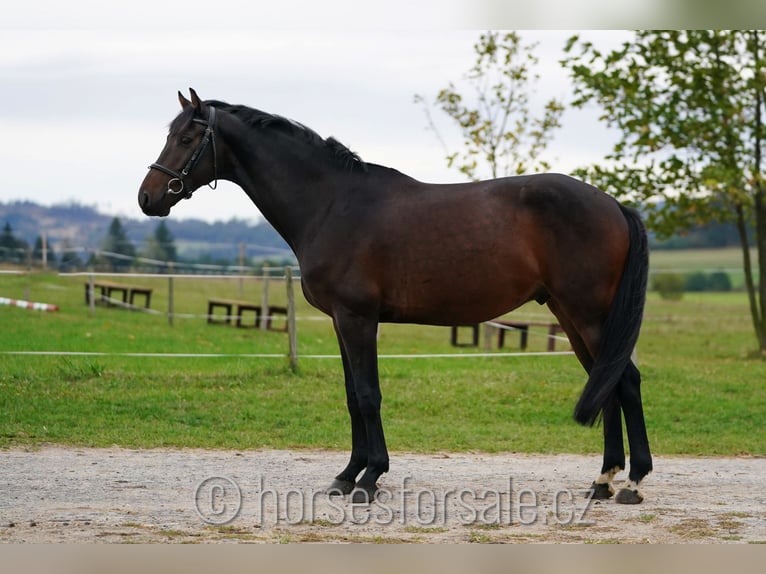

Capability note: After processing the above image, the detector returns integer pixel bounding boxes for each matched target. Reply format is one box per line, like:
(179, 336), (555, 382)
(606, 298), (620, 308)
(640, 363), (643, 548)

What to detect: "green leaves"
(563, 31), (764, 220)
(564, 30), (766, 351)
(415, 31), (563, 181)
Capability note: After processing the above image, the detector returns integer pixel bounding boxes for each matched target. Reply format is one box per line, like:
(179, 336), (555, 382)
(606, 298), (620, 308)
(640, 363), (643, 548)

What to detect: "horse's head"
(139, 88), (218, 217)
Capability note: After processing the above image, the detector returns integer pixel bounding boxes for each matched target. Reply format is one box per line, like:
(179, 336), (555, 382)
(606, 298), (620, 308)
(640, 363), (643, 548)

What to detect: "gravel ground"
(1, 446), (764, 543)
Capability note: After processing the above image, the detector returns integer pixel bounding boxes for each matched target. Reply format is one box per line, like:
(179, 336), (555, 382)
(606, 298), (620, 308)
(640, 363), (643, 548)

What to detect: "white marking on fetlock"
(594, 466), (621, 495)
(623, 479), (643, 499)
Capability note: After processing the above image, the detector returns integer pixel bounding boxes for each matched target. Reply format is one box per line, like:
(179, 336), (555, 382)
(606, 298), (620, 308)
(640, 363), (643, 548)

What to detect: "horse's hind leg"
(614, 361), (652, 504)
(592, 396), (625, 500)
(548, 299), (626, 499)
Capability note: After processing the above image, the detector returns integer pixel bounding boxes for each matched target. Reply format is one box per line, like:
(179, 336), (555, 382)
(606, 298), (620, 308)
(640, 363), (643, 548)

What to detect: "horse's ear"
(178, 91), (192, 109)
(189, 88), (203, 110)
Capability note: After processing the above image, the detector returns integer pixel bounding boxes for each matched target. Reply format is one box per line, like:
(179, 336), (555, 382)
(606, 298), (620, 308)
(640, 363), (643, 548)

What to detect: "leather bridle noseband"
(148, 106), (218, 199)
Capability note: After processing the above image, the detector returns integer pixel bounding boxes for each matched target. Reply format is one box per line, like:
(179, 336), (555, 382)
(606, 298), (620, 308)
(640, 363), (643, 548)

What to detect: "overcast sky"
(2, 4), (631, 224)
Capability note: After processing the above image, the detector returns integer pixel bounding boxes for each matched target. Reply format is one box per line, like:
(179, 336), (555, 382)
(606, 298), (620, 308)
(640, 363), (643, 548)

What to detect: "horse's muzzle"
(139, 190), (150, 209)
(138, 189), (170, 217)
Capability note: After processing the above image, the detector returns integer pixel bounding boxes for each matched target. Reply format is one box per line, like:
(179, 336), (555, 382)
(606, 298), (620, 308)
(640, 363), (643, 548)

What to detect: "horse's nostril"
(140, 190), (150, 208)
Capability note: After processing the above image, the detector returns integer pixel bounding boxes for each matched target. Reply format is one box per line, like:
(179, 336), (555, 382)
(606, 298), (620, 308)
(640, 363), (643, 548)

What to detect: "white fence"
(2, 268), (575, 367)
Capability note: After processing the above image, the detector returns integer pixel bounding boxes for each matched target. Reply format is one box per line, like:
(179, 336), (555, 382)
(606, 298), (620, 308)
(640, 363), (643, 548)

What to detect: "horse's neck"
(224, 129), (347, 253)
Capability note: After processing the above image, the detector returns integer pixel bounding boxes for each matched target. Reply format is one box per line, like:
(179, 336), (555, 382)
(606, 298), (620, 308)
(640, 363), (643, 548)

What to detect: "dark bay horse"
(139, 89), (652, 504)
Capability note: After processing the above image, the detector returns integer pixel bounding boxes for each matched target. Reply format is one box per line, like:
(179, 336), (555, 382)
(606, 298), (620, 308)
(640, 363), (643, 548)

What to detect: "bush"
(684, 272), (709, 292)
(684, 271), (732, 292)
(652, 273), (684, 300)
(708, 271), (732, 292)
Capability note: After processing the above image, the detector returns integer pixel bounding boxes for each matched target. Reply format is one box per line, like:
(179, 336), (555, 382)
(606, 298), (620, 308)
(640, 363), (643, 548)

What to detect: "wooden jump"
(207, 299), (288, 331)
(84, 281), (153, 309)
(450, 321), (566, 351)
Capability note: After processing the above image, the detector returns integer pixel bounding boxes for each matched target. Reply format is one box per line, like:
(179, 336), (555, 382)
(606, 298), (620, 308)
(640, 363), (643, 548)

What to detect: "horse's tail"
(573, 204), (649, 426)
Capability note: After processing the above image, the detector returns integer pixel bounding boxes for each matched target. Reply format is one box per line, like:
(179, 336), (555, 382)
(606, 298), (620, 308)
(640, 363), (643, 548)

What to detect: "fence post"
(168, 275), (174, 326)
(482, 322), (493, 352)
(260, 270), (270, 331)
(285, 266), (298, 371)
(238, 242), (246, 298)
(88, 271), (96, 317)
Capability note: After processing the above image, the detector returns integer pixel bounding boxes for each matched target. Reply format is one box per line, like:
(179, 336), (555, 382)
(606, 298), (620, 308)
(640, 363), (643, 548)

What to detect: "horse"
(138, 89), (652, 504)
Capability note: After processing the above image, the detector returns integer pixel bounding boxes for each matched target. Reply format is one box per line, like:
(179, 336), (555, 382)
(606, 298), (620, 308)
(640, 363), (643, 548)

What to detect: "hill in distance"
(1, 199), (749, 263)
(0, 200), (292, 263)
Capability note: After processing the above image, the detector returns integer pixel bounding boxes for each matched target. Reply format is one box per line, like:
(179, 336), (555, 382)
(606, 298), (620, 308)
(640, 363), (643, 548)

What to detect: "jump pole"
(0, 297), (59, 312)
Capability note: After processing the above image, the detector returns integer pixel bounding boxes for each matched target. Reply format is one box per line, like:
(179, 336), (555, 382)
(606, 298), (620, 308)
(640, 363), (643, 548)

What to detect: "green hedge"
(652, 271), (733, 300)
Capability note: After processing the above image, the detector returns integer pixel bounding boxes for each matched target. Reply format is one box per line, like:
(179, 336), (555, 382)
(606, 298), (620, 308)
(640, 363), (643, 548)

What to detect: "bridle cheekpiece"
(148, 106), (218, 199)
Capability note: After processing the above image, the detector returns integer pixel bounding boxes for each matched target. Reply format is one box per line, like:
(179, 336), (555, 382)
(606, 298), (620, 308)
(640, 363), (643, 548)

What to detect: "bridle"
(148, 106), (218, 199)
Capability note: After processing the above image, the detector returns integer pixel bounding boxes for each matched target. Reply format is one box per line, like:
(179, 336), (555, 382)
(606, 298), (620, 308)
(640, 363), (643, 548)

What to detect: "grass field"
(1, 267), (764, 456)
(649, 247), (752, 270)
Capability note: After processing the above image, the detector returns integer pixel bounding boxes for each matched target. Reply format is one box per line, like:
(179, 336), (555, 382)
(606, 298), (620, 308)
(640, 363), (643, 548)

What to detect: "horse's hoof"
(589, 481), (614, 500)
(350, 485), (378, 504)
(327, 478), (355, 496)
(615, 487), (644, 504)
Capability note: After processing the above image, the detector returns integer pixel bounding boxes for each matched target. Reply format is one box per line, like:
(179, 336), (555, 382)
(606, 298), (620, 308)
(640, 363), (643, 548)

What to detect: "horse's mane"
(199, 100), (368, 173)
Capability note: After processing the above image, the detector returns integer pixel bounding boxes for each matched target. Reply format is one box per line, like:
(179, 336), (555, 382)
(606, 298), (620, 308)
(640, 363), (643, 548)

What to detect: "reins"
(148, 106), (218, 199)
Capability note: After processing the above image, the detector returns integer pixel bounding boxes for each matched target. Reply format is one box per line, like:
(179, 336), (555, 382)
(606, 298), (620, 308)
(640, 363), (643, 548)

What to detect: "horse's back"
(369, 173), (629, 323)
(301, 171), (630, 324)
(396, 172), (628, 261)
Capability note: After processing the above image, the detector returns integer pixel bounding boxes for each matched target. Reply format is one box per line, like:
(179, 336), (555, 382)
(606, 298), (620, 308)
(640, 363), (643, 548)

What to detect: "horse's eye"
(180, 135), (193, 145)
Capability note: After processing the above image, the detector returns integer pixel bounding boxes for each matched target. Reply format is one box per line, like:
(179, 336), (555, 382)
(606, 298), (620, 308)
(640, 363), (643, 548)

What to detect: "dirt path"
(1, 447), (764, 543)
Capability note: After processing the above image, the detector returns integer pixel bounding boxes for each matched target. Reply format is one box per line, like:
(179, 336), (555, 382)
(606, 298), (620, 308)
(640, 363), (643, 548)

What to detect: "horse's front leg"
(327, 342), (368, 495)
(331, 309), (388, 503)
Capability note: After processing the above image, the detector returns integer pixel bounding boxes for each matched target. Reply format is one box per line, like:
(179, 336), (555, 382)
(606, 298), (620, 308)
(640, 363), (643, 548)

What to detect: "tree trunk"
(753, 30), (766, 352)
(736, 203), (765, 351)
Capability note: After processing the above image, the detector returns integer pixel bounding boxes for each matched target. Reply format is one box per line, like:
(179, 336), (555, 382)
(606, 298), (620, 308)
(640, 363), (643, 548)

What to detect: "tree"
(0, 222), (28, 264)
(155, 221), (177, 262)
(98, 217), (136, 271)
(562, 30), (766, 353)
(415, 31), (564, 181)
(0, 222), (17, 259)
(140, 221), (178, 270)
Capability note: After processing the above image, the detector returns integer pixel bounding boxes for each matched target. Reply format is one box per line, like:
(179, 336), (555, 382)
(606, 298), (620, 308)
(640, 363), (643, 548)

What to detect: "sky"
(1, 4), (636, 225)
